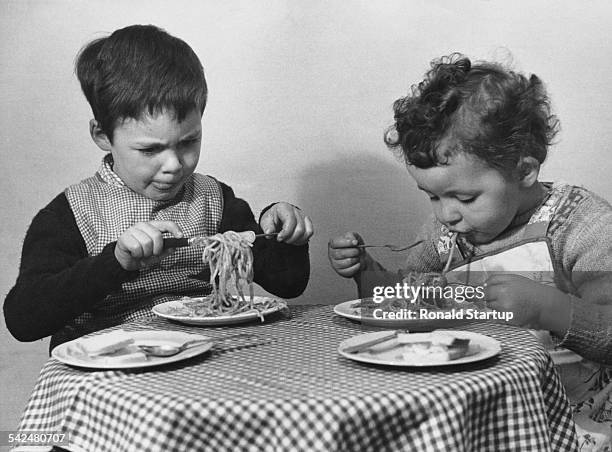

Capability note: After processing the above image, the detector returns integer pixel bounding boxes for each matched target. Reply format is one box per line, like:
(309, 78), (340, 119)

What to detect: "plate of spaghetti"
(153, 230), (287, 325)
(153, 295), (287, 325)
(334, 274), (489, 331)
(333, 295), (484, 331)
(335, 234), (489, 330)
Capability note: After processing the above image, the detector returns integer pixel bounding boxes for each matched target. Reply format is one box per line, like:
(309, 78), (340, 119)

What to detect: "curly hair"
(75, 24), (207, 142)
(384, 53), (559, 172)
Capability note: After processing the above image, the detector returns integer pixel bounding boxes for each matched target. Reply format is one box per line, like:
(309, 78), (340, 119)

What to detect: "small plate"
(338, 330), (501, 367)
(152, 296), (286, 326)
(52, 330), (213, 370)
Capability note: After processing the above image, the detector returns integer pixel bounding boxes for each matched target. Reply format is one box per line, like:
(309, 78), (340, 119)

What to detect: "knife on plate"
(343, 330), (402, 354)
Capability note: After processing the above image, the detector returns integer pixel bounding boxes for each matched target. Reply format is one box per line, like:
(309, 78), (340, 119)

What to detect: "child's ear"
(89, 119), (112, 152)
(517, 156), (540, 187)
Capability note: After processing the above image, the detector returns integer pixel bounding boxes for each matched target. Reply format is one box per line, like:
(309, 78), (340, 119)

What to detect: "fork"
(356, 239), (424, 252)
(138, 332), (259, 357)
(164, 232), (279, 248)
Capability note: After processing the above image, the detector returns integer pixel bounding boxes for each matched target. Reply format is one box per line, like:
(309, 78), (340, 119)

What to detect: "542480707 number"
(3, 431), (70, 447)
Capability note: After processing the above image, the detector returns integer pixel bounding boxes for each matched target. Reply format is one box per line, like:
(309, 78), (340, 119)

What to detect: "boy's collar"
(98, 153), (126, 187)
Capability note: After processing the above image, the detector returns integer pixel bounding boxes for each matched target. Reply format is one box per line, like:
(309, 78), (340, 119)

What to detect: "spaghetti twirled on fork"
(191, 231), (256, 314)
(165, 231), (285, 319)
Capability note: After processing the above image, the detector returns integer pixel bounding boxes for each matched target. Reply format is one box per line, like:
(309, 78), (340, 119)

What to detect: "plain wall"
(2, 0), (612, 432)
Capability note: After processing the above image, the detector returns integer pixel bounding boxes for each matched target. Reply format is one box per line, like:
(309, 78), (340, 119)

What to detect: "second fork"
(356, 239), (424, 252)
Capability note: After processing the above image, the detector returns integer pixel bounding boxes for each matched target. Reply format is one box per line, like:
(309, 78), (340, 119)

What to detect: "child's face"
(105, 109), (202, 201)
(407, 152), (526, 245)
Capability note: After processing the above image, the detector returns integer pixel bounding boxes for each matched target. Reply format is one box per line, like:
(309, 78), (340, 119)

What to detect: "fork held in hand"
(357, 239), (424, 252)
(164, 233), (279, 249)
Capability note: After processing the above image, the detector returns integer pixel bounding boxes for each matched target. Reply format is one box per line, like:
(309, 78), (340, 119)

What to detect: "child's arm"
(485, 272), (612, 365)
(556, 199), (612, 364)
(259, 202), (313, 246)
(328, 218), (444, 298)
(328, 232), (403, 298)
(114, 220), (184, 270)
(484, 275), (573, 334)
(485, 197), (612, 364)
(216, 182), (310, 298)
(3, 194), (138, 342)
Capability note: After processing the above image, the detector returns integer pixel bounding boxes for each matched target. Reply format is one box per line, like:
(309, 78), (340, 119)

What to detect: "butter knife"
(343, 330), (402, 354)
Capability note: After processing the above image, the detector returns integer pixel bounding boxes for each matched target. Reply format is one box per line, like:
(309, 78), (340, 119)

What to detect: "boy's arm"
(3, 194), (137, 342)
(217, 182), (309, 298)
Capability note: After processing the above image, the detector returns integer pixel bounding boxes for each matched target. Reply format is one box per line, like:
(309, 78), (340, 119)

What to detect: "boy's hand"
(484, 274), (571, 333)
(259, 202), (314, 246)
(115, 221), (183, 271)
(328, 232), (364, 278)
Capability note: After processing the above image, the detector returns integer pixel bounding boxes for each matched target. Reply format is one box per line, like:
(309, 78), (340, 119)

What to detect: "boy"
(4, 24), (313, 350)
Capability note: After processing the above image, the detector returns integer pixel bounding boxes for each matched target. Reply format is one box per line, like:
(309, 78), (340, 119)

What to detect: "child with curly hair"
(329, 53), (611, 449)
(4, 25), (313, 351)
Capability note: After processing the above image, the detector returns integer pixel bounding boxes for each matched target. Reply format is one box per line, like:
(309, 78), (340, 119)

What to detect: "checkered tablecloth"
(16, 305), (578, 451)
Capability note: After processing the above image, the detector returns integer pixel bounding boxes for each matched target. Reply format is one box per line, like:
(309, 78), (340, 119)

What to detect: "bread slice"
(397, 331), (455, 346)
(398, 331), (471, 362)
(77, 329), (135, 356)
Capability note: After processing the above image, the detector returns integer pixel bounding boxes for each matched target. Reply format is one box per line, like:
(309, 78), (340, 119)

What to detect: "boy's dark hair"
(75, 24), (207, 141)
(384, 53), (559, 172)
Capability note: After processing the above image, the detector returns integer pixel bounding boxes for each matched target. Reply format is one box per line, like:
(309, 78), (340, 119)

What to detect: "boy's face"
(96, 109), (202, 201)
(407, 152), (526, 245)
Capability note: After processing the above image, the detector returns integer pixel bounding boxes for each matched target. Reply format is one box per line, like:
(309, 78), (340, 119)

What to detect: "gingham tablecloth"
(16, 305), (578, 452)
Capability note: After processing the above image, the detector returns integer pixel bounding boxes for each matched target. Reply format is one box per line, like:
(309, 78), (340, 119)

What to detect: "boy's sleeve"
(3, 193), (137, 342)
(217, 181), (310, 298)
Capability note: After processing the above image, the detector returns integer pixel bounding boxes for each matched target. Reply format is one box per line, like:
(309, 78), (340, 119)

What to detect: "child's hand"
(328, 232), (364, 278)
(484, 274), (571, 332)
(115, 221), (183, 271)
(259, 202), (314, 245)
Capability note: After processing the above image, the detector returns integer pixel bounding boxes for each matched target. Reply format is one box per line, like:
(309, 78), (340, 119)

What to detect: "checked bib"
(55, 154), (223, 345)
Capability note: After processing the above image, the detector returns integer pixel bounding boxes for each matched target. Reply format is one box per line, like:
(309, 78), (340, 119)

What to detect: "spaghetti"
(165, 230), (286, 320)
(401, 232), (458, 309)
(192, 230), (256, 313)
(355, 233), (481, 314)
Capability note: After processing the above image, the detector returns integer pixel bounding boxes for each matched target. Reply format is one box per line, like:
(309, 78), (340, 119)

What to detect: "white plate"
(333, 298), (488, 331)
(338, 330), (501, 367)
(152, 296), (286, 326)
(52, 330), (213, 370)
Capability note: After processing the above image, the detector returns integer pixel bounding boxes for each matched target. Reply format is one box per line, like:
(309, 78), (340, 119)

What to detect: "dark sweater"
(3, 182), (309, 346)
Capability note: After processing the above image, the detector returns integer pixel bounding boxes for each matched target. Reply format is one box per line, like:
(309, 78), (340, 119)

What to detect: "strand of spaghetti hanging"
(399, 232), (458, 310)
(442, 232), (458, 275)
(192, 231), (256, 314)
(352, 232), (460, 314)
